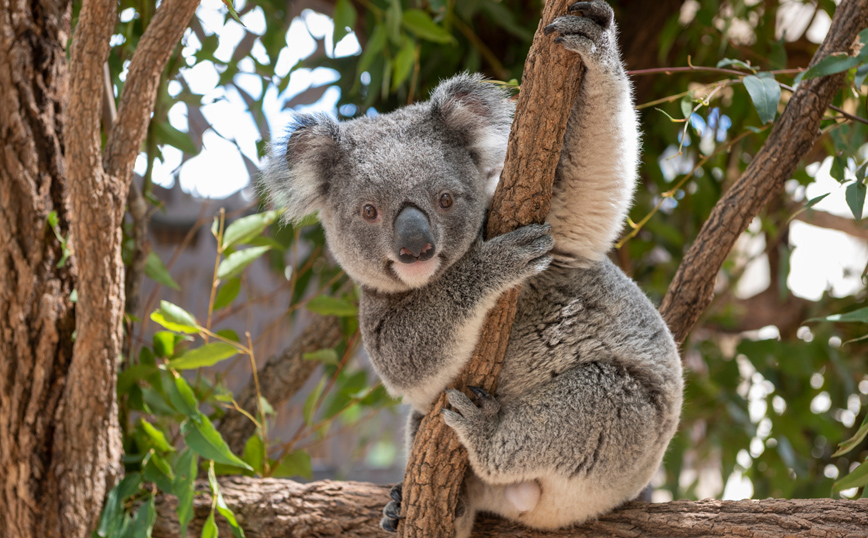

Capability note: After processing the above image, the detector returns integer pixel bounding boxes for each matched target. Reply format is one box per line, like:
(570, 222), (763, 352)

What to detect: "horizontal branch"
(150, 477), (868, 538)
(796, 208), (868, 241)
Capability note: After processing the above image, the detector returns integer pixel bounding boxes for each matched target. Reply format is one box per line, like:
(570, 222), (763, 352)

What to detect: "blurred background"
(109, 0), (868, 503)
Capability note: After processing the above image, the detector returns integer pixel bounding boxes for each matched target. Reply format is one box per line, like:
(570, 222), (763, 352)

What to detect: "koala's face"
(261, 74), (513, 293)
(319, 111), (488, 292)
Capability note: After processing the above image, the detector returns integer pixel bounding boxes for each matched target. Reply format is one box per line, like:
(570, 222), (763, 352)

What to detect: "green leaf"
(221, 0), (244, 26)
(654, 107), (681, 123)
(169, 343), (238, 370)
(139, 419), (174, 452)
(716, 58), (755, 72)
(680, 94), (694, 120)
(402, 9), (455, 44)
(97, 474), (143, 537)
(144, 252), (180, 291)
(303, 378), (326, 425)
(217, 328), (240, 343)
(168, 374), (200, 418)
(386, 0), (402, 45)
(830, 155), (848, 182)
(242, 435), (265, 474)
(201, 510), (218, 538)
(846, 180), (867, 220)
(213, 278), (241, 311)
(303, 348), (339, 365)
(857, 162), (868, 182)
(127, 495), (156, 538)
(833, 413), (868, 457)
(173, 448), (198, 537)
(856, 63), (868, 89)
(743, 74), (781, 124)
(152, 333), (174, 359)
(332, 0), (357, 45)
(833, 460), (868, 493)
(143, 452), (175, 494)
(804, 53), (863, 80)
(810, 306), (868, 323)
(153, 121), (198, 155)
(357, 26), (386, 75)
(805, 192), (830, 209)
(272, 449), (312, 479)
(208, 464), (246, 537)
(221, 210), (283, 250)
(153, 301), (199, 333)
(217, 246), (271, 279)
(392, 38), (416, 92)
(306, 295), (357, 317)
(182, 415), (253, 470)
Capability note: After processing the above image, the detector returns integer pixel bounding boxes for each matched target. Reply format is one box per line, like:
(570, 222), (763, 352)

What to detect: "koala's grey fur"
(261, 2), (682, 536)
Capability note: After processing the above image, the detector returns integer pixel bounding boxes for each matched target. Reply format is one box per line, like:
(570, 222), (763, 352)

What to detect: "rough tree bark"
(150, 477), (868, 538)
(1, 0), (200, 536)
(398, 1), (585, 536)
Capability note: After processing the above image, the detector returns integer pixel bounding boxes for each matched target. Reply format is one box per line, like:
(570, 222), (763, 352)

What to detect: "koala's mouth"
(386, 254), (444, 289)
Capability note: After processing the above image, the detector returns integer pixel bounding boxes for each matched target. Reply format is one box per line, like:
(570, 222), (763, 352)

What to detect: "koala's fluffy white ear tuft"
(259, 114), (341, 223)
(429, 73), (514, 175)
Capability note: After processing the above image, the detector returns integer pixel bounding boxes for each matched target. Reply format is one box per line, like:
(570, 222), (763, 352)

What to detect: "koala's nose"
(394, 206), (436, 263)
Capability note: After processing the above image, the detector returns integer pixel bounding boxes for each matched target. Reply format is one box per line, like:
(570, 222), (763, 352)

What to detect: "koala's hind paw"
(380, 484), (403, 533)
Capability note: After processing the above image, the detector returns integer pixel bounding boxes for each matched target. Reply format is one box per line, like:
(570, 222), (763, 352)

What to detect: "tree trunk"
(1, 0), (200, 535)
(150, 477), (868, 538)
(0, 1), (96, 536)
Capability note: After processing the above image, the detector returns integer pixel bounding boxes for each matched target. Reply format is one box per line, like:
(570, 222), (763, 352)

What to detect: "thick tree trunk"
(0, 1), (87, 536)
(150, 477), (868, 538)
(1, 0), (200, 536)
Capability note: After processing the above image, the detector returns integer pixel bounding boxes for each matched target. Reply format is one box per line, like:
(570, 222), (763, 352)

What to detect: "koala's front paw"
(442, 387), (501, 453)
(380, 483), (403, 533)
(483, 223), (554, 289)
(544, 1), (618, 70)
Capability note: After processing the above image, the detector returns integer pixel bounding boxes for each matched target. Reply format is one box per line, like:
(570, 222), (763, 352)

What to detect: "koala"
(261, 2), (683, 537)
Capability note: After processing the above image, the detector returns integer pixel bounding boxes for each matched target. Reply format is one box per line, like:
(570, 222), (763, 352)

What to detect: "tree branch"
(102, 0), (200, 181)
(398, 1), (584, 536)
(150, 477), (868, 538)
(62, 0), (124, 535)
(217, 314), (343, 454)
(795, 208), (868, 241)
(658, 0), (868, 345)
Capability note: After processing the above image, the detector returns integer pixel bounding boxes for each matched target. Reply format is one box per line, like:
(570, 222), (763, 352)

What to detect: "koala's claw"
(568, 1), (614, 29)
(380, 484), (403, 533)
(390, 483), (403, 503)
(467, 385), (491, 400)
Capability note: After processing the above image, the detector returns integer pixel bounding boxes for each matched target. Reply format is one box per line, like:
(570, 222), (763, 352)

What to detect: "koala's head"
(261, 74), (513, 293)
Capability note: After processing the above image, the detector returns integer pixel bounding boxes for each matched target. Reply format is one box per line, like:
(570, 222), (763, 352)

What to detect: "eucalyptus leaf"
(182, 415), (253, 470)
(845, 180), (866, 220)
(213, 278), (241, 310)
(169, 343), (239, 370)
(127, 495), (156, 538)
(306, 295), (357, 317)
(209, 463), (246, 537)
(333, 0), (357, 45)
(139, 419), (174, 452)
(272, 449), (312, 479)
(173, 448), (198, 537)
(743, 74), (781, 124)
(144, 252), (180, 291)
(217, 246), (271, 279)
(833, 413), (868, 457)
(221, 210), (283, 250)
(809, 306), (868, 323)
(833, 460), (868, 493)
(402, 9), (455, 44)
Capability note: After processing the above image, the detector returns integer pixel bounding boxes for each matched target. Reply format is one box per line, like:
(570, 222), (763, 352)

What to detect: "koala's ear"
(429, 73), (514, 172)
(259, 114), (341, 223)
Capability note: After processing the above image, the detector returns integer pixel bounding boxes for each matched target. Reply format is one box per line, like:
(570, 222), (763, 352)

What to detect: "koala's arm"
(545, 2), (640, 265)
(359, 225), (553, 412)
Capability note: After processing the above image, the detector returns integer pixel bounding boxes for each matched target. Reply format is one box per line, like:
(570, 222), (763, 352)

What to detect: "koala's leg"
(544, 1), (641, 264)
(443, 362), (677, 508)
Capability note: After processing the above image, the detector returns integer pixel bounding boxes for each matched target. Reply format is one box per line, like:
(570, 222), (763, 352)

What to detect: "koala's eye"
(362, 204), (378, 221)
(439, 192), (453, 209)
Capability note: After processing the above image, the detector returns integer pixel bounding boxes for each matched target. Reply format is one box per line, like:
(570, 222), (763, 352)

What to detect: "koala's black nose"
(394, 206), (435, 263)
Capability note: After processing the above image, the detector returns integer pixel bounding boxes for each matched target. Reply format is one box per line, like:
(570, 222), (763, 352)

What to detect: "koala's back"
(500, 259), (681, 406)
